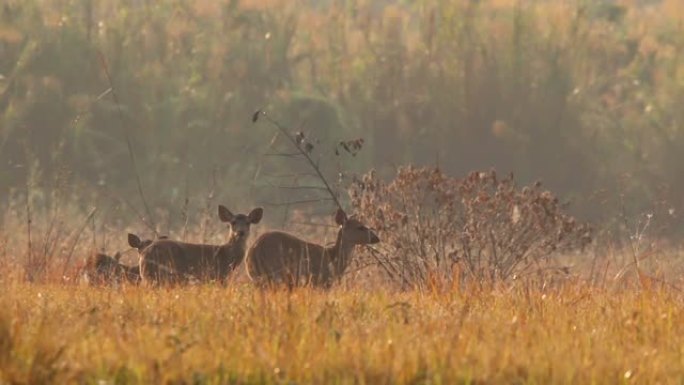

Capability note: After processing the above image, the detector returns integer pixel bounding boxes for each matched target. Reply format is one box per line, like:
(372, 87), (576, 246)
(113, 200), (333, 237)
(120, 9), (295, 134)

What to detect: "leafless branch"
(286, 220), (338, 228)
(262, 198), (334, 207)
(261, 172), (320, 179)
(62, 207), (98, 277)
(253, 110), (344, 212)
(266, 184), (329, 191)
(264, 152), (303, 157)
(96, 50), (157, 235)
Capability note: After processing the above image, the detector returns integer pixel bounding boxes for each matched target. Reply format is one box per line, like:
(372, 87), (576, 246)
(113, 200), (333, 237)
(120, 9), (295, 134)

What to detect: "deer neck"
(327, 230), (356, 278)
(216, 234), (247, 262)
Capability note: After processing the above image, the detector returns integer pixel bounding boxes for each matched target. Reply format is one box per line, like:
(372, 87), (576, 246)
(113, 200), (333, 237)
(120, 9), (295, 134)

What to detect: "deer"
(127, 233), (166, 253)
(139, 206), (263, 285)
(245, 208), (379, 289)
(83, 233), (163, 286)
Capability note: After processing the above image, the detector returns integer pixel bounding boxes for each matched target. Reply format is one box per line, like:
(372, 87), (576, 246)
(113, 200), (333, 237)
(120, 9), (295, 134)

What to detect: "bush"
(349, 167), (592, 287)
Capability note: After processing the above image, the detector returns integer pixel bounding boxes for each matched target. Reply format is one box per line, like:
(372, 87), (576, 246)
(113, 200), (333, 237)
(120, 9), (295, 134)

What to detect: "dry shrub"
(349, 167), (592, 288)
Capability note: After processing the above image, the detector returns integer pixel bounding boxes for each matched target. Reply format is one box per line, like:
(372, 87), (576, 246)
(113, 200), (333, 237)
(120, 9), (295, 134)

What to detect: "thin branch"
(251, 131), (281, 194)
(262, 198), (333, 207)
(253, 111), (344, 212)
(95, 87), (112, 101)
(94, 182), (156, 234)
(267, 184), (329, 191)
(264, 152), (303, 157)
(24, 168), (33, 276)
(262, 172), (320, 179)
(286, 220), (339, 228)
(62, 207), (98, 277)
(96, 50), (157, 234)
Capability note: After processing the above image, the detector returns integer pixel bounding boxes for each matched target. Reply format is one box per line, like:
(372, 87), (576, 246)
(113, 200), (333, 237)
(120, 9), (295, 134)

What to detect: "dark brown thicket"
(349, 167), (591, 287)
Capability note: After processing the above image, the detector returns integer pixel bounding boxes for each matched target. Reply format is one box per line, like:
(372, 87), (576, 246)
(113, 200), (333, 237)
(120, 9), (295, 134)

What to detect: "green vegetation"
(1, 0), (684, 225)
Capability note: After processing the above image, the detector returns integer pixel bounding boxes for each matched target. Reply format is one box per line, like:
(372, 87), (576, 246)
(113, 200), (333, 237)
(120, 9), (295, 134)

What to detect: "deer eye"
(358, 226), (367, 231)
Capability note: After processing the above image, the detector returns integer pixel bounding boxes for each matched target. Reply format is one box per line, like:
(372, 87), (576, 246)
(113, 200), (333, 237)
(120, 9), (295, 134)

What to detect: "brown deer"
(127, 233), (165, 252)
(246, 208), (379, 288)
(83, 233), (162, 285)
(140, 206), (263, 285)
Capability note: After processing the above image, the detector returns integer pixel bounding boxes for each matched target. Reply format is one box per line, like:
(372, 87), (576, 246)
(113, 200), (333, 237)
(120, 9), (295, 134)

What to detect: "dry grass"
(3, 0), (684, 381)
(1, 276), (684, 384)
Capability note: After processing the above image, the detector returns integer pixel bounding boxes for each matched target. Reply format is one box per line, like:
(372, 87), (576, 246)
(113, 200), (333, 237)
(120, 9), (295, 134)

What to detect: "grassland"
(3, 0), (684, 383)
(1, 279), (683, 384)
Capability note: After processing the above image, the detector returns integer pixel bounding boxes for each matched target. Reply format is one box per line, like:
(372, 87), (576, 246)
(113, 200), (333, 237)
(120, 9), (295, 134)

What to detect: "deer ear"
(248, 207), (263, 224)
(218, 205), (234, 222)
(128, 233), (142, 249)
(334, 208), (348, 225)
(114, 252), (122, 262)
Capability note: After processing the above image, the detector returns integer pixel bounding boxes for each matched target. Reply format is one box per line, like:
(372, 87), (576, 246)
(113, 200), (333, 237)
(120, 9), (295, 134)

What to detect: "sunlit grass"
(2, 1), (684, 381)
(1, 280), (683, 384)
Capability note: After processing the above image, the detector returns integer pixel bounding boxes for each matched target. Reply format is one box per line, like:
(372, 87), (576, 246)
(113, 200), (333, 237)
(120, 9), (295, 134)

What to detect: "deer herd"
(83, 206), (380, 289)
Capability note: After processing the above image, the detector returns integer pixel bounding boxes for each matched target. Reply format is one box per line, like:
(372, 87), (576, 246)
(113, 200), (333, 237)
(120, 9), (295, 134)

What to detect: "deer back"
(246, 209), (379, 288)
(84, 252), (140, 285)
(246, 231), (335, 287)
(140, 240), (228, 283)
(139, 206), (262, 285)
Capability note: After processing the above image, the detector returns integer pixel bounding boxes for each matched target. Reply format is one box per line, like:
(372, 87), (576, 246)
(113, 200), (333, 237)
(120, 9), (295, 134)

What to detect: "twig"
(286, 220), (338, 228)
(345, 259), (380, 275)
(181, 162), (191, 241)
(93, 183), (156, 235)
(62, 207), (98, 277)
(90, 208), (97, 252)
(618, 192), (653, 290)
(261, 172), (320, 179)
(264, 152), (303, 157)
(366, 246), (407, 286)
(24, 167), (33, 278)
(253, 110), (345, 212)
(280, 198), (291, 229)
(264, 183), (329, 191)
(262, 198), (334, 207)
(96, 50), (157, 234)
(251, 131), (281, 195)
(201, 166), (218, 244)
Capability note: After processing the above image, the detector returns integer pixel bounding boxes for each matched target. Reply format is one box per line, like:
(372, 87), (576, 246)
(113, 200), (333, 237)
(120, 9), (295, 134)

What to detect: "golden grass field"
(4, 0), (684, 383)
(2, 277), (684, 384)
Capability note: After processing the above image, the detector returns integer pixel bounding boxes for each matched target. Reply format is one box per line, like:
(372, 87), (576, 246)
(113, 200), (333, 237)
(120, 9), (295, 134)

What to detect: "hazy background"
(1, 0), (683, 239)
